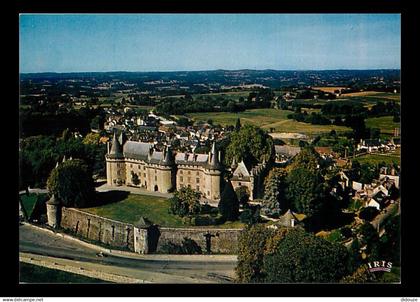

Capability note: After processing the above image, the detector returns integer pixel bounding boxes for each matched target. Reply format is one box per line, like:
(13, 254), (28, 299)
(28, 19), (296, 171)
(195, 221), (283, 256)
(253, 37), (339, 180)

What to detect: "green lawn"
(365, 116), (400, 135)
(187, 108), (351, 135)
(20, 262), (110, 283)
(353, 149), (400, 166)
(20, 193), (46, 218)
(83, 193), (245, 229)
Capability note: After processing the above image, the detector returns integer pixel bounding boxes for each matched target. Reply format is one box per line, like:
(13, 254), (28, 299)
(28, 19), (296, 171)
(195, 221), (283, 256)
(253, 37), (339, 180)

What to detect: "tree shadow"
(303, 211), (356, 233)
(147, 225), (161, 253)
(87, 190), (130, 208)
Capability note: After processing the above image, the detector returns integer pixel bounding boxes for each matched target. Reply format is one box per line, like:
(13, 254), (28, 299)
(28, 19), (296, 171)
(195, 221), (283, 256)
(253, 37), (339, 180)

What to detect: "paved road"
(19, 224), (236, 283)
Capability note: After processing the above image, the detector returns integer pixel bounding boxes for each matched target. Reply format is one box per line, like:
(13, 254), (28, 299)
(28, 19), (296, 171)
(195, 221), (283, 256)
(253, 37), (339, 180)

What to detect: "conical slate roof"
(277, 209), (299, 227)
(109, 131), (123, 158)
(161, 146), (175, 166)
(135, 216), (152, 228)
(208, 141), (221, 169)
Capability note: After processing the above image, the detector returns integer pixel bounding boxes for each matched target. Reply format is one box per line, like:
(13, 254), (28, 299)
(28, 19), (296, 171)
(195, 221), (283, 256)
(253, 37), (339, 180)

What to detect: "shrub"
(169, 187), (201, 217)
(262, 228), (350, 283)
(235, 224), (273, 282)
(239, 207), (260, 225)
(47, 159), (94, 208)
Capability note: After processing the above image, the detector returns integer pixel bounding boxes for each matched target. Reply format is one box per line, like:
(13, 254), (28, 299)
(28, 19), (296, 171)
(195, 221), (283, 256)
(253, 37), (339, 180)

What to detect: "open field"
(20, 262), (110, 283)
(365, 116), (400, 135)
(312, 86), (346, 93)
(83, 193), (245, 229)
(194, 91), (251, 100)
(187, 108), (351, 135)
(353, 149), (400, 166)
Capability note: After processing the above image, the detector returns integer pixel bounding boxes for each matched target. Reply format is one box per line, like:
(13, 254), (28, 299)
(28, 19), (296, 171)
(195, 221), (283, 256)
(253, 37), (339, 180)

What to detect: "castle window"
(144, 166), (146, 170)
(196, 186), (200, 191)
(188, 171), (191, 175)
(239, 182), (241, 186)
(138, 165), (141, 169)
(180, 176), (183, 182)
(180, 171), (183, 174)
(196, 172), (199, 176)
(155, 176), (157, 181)
(130, 164), (133, 168)
(207, 191), (210, 196)
(143, 173), (146, 177)
(196, 178), (200, 184)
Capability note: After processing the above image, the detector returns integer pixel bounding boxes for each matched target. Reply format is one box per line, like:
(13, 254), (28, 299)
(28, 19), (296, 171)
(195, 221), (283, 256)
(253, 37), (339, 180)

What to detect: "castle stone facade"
(105, 132), (223, 201)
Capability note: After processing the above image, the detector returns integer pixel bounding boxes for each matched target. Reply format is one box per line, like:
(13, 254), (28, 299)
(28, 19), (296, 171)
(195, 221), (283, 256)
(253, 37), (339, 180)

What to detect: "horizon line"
(20, 68), (401, 74)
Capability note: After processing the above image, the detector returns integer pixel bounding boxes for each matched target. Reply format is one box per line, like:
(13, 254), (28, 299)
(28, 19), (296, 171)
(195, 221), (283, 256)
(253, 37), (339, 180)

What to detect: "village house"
(274, 145), (301, 164)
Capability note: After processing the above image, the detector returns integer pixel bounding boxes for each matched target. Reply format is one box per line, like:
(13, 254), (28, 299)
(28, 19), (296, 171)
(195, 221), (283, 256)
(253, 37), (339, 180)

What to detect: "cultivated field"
(187, 108), (351, 135)
(312, 87), (346, 93)
(365, 116), (400, 135)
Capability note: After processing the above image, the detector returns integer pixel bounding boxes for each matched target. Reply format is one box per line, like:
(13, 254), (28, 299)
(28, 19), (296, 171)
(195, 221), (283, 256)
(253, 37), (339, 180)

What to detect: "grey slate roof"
(175, 152), (209, 166)
(275, 145), (301, 157)
(123, 141), (154, 160)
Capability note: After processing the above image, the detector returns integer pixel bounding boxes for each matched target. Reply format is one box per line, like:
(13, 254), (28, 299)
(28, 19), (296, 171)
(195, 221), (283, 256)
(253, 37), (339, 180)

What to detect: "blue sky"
(19, 14), (401, 73)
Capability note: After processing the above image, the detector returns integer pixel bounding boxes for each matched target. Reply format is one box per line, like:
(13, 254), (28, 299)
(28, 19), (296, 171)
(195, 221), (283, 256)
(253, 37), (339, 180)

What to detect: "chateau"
(106, 132), (223, 201)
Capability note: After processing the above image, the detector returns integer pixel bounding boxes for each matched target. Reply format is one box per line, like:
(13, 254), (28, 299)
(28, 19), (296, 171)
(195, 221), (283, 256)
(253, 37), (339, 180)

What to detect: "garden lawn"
(353, 149), (400, 166)
(82, 193), (245, 229)
(20, 193), (46, 218)
(83, 194), (184, 227)
(188, 108), (350, 135)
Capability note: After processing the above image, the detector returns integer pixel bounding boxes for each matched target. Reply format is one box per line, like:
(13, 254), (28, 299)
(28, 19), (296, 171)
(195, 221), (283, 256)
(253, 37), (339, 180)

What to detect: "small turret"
(118, 131), (127, 146)
(46, 194), (61, 229)
(161, 146), (175, 166)
(208, 141), (221, 169)
(108, 131), (123, 158)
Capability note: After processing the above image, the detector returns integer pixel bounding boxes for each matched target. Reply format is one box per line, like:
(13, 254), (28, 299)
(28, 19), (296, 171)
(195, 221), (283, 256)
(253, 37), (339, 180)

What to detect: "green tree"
(261, 168), (287, 218)
(169, 187), (202, 217)
(83, 132), (101, 145)
(235, 118), (241, 131)
(225, 124), (273, 166)
(46, 159), (95, 208)
(286, 167), (324, 217)
(262, 228), (349, 283)
(218, 181), (240, 221)
(340, 265), (376, 283)
(287, 146), (321, 173)
(235, 224), (273, 282)
(358, 222), (381, 261)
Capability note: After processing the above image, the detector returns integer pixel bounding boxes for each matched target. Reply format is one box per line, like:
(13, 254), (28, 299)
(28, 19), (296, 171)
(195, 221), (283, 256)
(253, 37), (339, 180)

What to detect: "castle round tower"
(205, 142), (222, 201)
(106, 131), (126, 186)
(158, 146), (176, 193)
(46, 194), (61, 229)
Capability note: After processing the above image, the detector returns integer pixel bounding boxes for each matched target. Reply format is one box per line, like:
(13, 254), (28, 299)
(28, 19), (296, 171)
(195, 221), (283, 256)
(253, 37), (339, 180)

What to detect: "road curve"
(19, 224), (237, 283)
